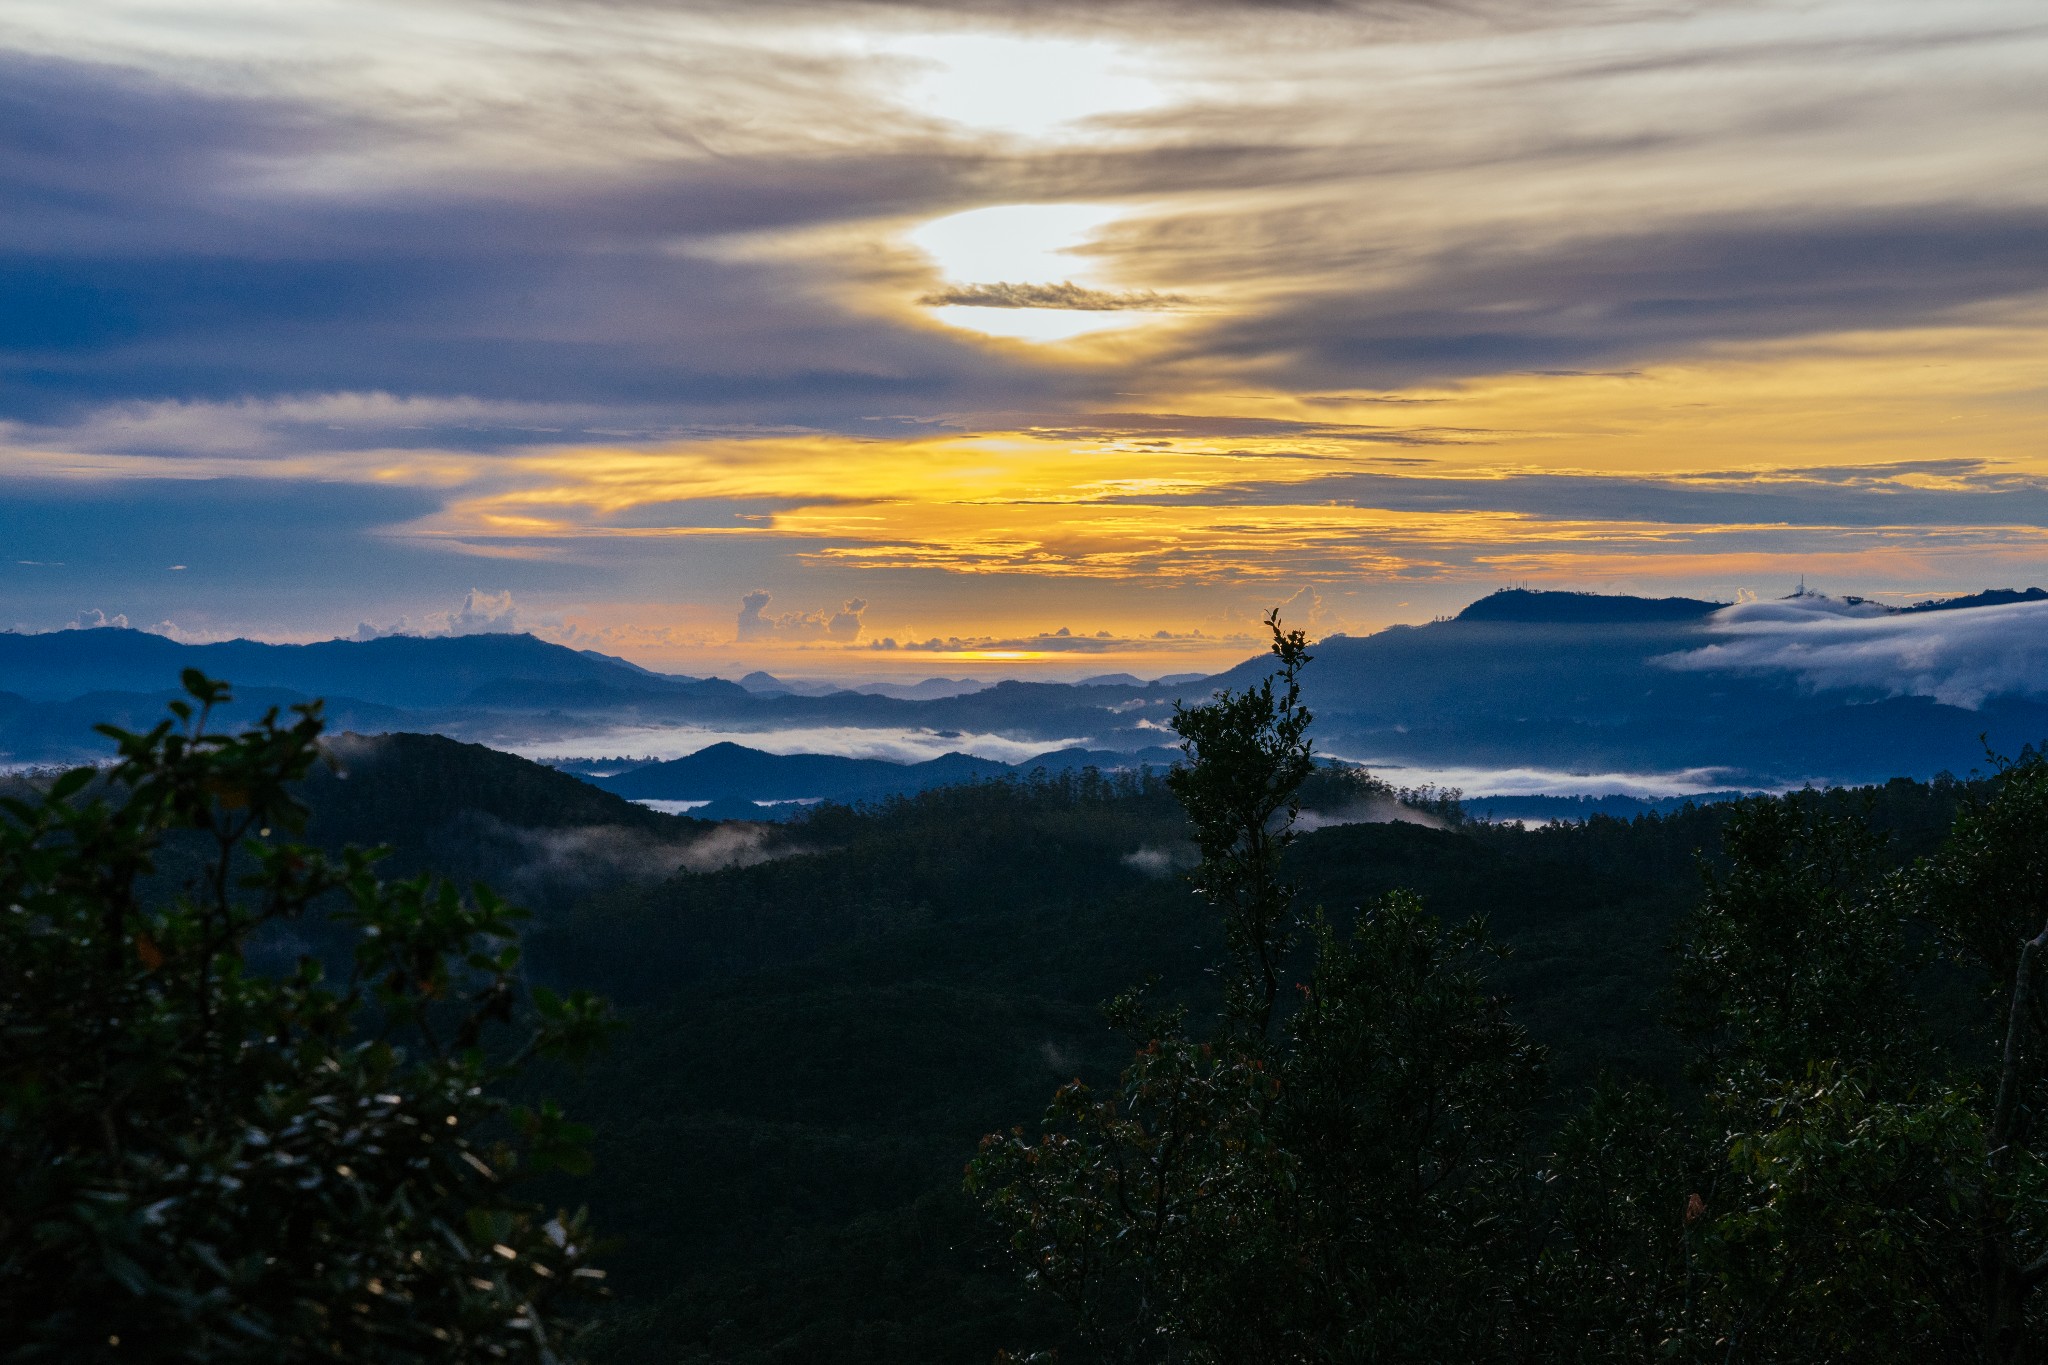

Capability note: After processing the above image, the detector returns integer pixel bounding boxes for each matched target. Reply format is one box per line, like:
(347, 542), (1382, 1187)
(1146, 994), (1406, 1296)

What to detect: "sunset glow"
(2, 0), (2045, 674)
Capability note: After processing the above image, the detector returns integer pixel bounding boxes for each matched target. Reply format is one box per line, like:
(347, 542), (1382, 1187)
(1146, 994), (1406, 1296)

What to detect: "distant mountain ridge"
(1216, 585), (2048, 789)
(1900, 587), (2048, 613)
(590, 742), (1184, 805)
(6, 587), (2047, 791)
(1452, 588), (1726, 624)
(0, 627), (689, 707)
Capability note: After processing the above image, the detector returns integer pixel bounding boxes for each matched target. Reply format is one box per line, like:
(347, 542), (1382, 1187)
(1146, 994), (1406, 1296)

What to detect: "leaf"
(49, 767), (94, 802)
(135, 932), (166, 972)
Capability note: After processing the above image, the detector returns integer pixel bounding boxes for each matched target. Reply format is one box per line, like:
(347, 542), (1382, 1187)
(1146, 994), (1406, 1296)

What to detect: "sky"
(2, 0), (2045, 677)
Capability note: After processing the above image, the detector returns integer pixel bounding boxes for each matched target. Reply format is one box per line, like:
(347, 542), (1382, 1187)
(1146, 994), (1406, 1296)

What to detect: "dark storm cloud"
(0, 52), (1092, 432)
(1173, 210), (2048, 385)
(5, 13), (2046, 444)
(0, 54), (330, 256)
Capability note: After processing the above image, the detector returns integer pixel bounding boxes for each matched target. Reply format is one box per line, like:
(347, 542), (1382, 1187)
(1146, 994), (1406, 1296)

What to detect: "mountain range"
(4, 586), (2045, 797)
(1234, 588), (2048, 788)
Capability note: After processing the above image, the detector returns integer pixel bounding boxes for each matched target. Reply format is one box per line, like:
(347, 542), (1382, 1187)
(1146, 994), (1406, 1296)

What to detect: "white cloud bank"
(356, 589), (536, 641)
(736, 592), (866, 643)
(1659, 595), (2048, 709)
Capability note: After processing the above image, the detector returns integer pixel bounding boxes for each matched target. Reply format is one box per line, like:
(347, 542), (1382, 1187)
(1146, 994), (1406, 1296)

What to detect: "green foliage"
(1673, 792), (1925, 1086)
(1524, 1079), (1709, 1362)
(537, 768), (1200, 1365)
(1260, 896), (1542, 1359)
(0, 674), (612, 1362)
(1707, 1066), (1987, 1362)
(1635, 751), (2048, 1362)
(964, 649), (2048, 1364)
(1165, 612), (1316, 1037)
(969, 617), (1543, 1363)
(1920, 744), (2048, 1002)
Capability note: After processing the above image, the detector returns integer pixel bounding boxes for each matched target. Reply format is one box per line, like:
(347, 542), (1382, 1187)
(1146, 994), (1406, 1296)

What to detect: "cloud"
(0, 49), (1067, 433)
(65, 608), (130, 630)
(0, 474), (590, 641)
(7, 392), (614, 460)
(505, 821), (795, 887)
(1658, 595), (2048, 709)
(1139, 463), (2048, 531)
(355, 589), (538, 640)
(1273, 585), (1332, 633)
(1295, 795), (1447, 831)
(1122, 844), (1197, 878)
(918, 281), (1191, 310)
(1172, 209), (2048, 388)
(736, 591), (868, 642)
(8, 6), (2046, 437)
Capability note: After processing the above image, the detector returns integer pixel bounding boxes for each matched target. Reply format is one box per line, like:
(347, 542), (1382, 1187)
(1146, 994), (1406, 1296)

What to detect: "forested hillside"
(4, 681), (2027, 1361)
(265, 734), (1978, 1362)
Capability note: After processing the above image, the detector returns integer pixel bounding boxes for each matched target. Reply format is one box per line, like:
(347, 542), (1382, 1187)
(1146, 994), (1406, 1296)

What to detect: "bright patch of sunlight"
(919, 305), (1151, 342)
(908, 203), (1124, 285)
(908, 203), (1169, 342)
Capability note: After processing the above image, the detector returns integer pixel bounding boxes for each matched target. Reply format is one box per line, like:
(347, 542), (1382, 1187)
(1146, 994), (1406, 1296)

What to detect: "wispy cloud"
(919, 281), (1191, 310)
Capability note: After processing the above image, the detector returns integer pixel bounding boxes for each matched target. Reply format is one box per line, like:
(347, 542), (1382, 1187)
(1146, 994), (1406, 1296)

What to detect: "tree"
(1523, 1078), (1710, 1364)
(1672, 793), (1920, 1087)
(0, 673), (613, 1362)
(1648, 760), (2048, 1363)
(1163, 616), (1317, 1041)
(968, 613), (1541, 1363)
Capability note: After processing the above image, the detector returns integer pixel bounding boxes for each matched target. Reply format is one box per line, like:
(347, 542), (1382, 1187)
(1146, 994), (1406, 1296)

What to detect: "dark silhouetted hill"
(1902, 587), (2048, 613)
(1452, 588), (1725, 624)
(591, 742), (1184, 804)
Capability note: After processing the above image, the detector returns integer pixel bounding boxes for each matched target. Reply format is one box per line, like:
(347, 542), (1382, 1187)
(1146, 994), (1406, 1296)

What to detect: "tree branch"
(1990, 919), (2048, 1165)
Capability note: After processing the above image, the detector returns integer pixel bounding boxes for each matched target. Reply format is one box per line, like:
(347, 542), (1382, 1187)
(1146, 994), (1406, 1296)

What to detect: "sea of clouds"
(1659, 596), (2048, 709)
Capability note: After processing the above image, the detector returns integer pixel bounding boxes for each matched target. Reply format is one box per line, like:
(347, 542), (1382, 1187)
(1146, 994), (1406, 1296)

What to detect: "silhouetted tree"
(0, 673), (612, 1362)
(969, 614), (1541, 1363)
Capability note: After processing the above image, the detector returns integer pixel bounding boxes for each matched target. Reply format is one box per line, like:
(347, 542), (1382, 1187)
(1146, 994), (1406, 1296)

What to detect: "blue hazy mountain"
(0, 627), (708, 707)
(1901, 587), (2048, 613)
(1207, 588), (2048, 786)
(5, 588), (2046, 790)
(592, 742), (1184, 805)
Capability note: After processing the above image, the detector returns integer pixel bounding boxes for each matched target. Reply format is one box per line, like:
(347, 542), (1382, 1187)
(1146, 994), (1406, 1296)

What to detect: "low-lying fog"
(1322, 758), (1770, 800)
